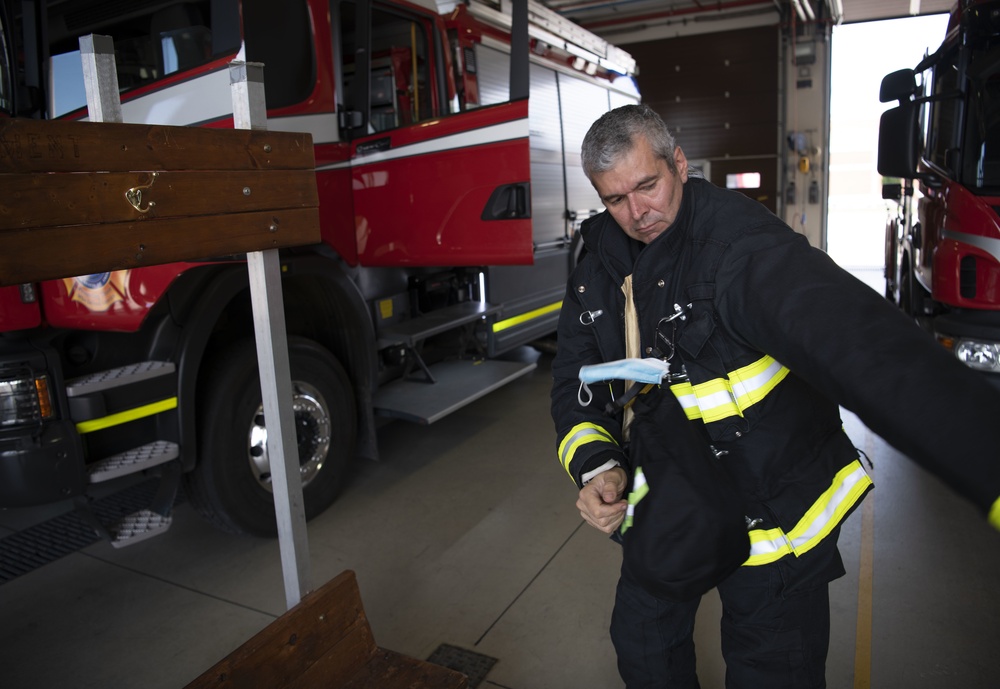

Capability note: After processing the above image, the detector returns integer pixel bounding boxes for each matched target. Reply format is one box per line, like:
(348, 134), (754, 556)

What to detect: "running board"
(373, 352), (539, 425)
(108, 509), (172, 548)
(377, 301), (501, 349)
(66, 361), (175, 397)
(87, 441), (179, 483)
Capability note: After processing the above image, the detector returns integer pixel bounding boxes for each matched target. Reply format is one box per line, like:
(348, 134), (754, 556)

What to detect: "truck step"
(373, 348), (540, 424)
(87, 441), (179, 483)
(66, 361), (176, 397)
(377, 302), (501, 349)
(109, 509), (172, 549)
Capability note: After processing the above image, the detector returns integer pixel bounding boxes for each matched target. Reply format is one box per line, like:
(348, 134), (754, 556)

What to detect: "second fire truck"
(878, 0), (1000, 387)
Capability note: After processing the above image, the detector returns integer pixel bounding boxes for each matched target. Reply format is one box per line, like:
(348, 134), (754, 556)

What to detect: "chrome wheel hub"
(247, 381), (331, 492)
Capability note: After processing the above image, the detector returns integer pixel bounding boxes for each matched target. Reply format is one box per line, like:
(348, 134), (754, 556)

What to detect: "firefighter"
(550, 103), (1000, 688)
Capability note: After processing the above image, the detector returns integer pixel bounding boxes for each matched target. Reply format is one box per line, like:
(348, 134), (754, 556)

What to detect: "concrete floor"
(1, 350), (999, 688)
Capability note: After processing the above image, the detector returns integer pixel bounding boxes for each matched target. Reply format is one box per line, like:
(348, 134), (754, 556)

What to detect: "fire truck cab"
(0, 0), (639, 542)
(878, 0), (1000, 386)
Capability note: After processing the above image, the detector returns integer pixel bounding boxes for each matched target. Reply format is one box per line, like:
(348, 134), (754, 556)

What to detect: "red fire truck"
(0, 0), (638, 543)
(878, 0), (1000, 386)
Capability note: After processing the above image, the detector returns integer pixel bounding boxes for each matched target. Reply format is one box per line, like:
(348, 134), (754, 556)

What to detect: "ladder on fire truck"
(458, 0), (636, 77)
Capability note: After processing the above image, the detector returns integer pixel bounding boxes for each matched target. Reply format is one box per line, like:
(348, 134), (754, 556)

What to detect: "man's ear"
(675, 147), (690, 183)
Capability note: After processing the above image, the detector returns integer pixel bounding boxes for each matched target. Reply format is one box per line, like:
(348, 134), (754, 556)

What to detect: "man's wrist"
(582, 459), (622, 485)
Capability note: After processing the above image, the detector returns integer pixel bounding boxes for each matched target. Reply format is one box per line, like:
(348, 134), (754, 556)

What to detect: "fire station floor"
(2, 332), (1000, 686)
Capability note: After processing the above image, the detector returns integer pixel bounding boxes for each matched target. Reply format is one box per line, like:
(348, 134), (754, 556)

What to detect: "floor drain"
(426, 643), (497, 688)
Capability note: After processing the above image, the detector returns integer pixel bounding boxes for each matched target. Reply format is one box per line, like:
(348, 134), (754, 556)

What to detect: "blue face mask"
(579, 357), (672, 385)
(577, 357), (672, 407)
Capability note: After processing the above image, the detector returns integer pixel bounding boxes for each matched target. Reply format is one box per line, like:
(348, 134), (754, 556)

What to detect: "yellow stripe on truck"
(492, 301), (562, 333)
(75, 397), (178, 434)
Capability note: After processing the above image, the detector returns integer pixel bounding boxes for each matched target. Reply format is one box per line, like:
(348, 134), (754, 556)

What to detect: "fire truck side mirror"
(878, 102), (919, 179)
(879, 68), (916, 103)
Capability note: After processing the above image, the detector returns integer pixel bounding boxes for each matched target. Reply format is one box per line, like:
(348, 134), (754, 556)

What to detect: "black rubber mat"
(0, 480), (164, 585)
(426, 644), (498, 688)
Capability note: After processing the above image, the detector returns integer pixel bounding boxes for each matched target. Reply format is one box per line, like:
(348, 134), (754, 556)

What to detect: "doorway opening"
(827, 13), (949, 291)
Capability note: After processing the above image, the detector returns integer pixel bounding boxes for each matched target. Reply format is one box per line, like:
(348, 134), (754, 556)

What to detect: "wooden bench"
(185, 570), (469, 689)
(0, 117), (320, 287)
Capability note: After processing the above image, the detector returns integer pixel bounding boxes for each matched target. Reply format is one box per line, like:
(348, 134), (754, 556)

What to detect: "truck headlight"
(955, 339), (1000, 373)
(0, 372), (54, 428)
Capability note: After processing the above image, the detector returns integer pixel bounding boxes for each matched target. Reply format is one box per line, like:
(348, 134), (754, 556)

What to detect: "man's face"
(590, 136), (689, 244)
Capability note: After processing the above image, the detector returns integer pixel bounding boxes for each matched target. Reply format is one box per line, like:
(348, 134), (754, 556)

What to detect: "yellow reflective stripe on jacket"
(669, 355), (789, 423)
(558, 422), (619, 477)
(743, 459), (872, 566)
(989, 495), (1000, 531)
(745, 527), (794, 565)
(620, 466), (649, 535)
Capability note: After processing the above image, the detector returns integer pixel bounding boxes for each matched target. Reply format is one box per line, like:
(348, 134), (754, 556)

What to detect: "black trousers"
(609, 531), (845, 689)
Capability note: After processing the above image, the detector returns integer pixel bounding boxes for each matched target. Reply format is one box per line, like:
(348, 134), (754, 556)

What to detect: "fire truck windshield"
(43, 0), (240, 118)
(962, 39), (1000, 192)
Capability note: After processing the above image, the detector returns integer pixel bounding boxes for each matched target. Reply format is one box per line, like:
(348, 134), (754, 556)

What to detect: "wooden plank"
(0, 170), (319, 231)
(185, 570), (377, 689)
(185, 569), (469, 689)
(0, 207), (320, 286)
(0, 118), (315, 173)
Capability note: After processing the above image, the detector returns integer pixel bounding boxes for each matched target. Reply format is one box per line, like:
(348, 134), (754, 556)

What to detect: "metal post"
(77, 34), (310, 608)
(230, 60), (311, 609)
(80, 34), (123, 123)
(508, 0), (529, 101)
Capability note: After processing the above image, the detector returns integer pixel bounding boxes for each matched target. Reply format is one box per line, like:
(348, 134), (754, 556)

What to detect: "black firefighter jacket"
(551, 177), (1000, 567)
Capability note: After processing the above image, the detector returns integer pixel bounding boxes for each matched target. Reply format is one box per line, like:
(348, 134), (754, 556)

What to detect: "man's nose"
(627, 194), (646, 219)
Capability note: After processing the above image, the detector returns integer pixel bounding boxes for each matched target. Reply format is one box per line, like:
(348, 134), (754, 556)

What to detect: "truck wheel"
(186, 337), (357, 536)
(901, 260), (929, 319)
(900, 261), (915, 316)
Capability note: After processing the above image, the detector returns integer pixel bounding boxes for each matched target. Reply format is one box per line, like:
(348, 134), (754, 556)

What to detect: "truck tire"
(901, 260), (924, 319)
(899, 262), (912, 314)
(185, 336), (357, 536)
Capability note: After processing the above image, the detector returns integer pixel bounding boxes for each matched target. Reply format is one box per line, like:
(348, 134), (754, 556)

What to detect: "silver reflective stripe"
(558, 423), (618, 477)
(670, 355), (789, 423)
(744, 459), (872, 566)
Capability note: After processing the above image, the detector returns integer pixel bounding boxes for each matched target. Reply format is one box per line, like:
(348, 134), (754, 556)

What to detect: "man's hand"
(577, 466), (629, 534)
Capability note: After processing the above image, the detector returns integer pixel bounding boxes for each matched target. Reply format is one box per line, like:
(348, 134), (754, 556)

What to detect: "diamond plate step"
(66, 361), (175, 397)
(373, 352), (538, 424)
(377, 302), (501, 349)
(87, 441), (179, 483)
(109, 509), (172, 549)
(0, 480), (186, 583)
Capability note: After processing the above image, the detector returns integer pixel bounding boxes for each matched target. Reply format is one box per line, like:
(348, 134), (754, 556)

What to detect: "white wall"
(782, 25), (831, 249)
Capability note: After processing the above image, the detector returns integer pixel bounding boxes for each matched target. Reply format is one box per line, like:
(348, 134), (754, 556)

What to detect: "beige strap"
(621, 274), (641, 439)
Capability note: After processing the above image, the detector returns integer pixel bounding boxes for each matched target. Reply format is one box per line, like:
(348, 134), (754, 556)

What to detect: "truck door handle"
(481, 182), (531, 220)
